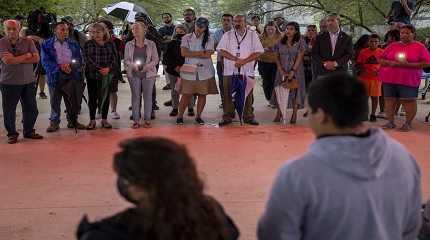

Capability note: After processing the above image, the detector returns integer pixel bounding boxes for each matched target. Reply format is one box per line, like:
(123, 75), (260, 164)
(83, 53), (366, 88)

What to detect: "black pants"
(216, 61), (224, 103)
(87, 76), (110, 120)
(0, 82), (39, 137)
(257, 61), (277, 102)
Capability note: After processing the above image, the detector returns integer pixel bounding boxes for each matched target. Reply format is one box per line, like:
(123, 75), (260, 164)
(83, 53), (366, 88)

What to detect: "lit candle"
(135, 60), (141, 66)
(396, 52), (406, 63)
(71, 59), (77, 64)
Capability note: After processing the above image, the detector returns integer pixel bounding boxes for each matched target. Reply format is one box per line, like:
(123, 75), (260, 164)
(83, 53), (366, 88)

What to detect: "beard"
(164, 20), (172, 24)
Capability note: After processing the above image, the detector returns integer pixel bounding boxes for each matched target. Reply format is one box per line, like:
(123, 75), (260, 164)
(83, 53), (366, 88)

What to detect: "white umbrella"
(275, 85), (290, 125)
(103, 1), (151, 23)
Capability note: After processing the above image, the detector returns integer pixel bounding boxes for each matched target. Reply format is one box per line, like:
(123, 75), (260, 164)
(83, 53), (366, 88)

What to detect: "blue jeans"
(0, 83), (39, 137)
(130, 76), (155, 121)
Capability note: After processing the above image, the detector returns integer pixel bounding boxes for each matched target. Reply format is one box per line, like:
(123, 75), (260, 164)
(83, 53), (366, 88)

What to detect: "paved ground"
(0, 75), (430, 240)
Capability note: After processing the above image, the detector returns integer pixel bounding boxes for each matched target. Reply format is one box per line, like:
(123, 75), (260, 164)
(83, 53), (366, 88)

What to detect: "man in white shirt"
(217, 15), (264, 126)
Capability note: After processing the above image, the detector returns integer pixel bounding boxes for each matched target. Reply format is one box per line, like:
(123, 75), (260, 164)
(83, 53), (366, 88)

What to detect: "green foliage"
(416, 27), (430, 41)
(0, 0), (57, 20)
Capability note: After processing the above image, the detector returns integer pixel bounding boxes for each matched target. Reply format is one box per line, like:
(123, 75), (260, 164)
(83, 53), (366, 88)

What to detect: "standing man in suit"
(312, 13), (353, 78)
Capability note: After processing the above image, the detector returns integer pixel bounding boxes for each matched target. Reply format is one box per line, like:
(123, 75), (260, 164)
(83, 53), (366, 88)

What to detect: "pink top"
(379, 41), (430, 87)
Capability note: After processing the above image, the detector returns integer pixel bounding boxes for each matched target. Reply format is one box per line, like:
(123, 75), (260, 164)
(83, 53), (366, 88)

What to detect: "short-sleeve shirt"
(357, 48), (384, 82)
(216, 29), (264, 77)
(180, 33), (215, 81)
(379, 41), (430, 87)
(213, 28), (227, 62)
(0, 37), (38, 85)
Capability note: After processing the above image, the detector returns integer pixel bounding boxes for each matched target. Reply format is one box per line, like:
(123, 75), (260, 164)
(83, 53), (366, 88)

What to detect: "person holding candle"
(41, 21), (86, 132)
(124, 22), (159, 129)
(379, 24), (430, 131)
(83, 23), (117, 130)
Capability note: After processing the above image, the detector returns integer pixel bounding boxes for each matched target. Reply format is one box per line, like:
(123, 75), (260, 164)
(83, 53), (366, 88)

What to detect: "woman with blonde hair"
(124, 21), (159, 129)
(258, 21), (282, 108)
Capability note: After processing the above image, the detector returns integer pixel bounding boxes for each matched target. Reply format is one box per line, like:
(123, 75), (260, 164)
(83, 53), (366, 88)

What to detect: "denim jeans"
(130, 76), (155, 121)
(0, 82), (39, 137)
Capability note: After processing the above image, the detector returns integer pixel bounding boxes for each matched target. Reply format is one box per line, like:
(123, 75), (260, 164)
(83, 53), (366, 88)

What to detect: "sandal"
(381, 122), (396, 130)
(143, 121), (151, 128)
(131, 122), (140, 129)
(86, 121), (96, 130)
(101, 121), (112, 129)
(398, 123), (412, 132)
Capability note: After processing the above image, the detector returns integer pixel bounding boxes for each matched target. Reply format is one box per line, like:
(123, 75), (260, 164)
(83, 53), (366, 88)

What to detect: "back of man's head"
(308, 73), (368, 129)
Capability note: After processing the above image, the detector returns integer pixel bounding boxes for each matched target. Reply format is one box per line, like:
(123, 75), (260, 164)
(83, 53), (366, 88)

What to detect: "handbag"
(282, 75), (299, 90)
(179, 64), (198, 74)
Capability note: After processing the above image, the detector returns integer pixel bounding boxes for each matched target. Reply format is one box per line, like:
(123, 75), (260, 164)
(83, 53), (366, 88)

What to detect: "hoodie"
(258, 128), (422, 240)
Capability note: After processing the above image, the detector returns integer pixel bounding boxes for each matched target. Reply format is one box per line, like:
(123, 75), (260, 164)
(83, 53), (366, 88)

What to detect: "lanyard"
(234, 29), (248, 57)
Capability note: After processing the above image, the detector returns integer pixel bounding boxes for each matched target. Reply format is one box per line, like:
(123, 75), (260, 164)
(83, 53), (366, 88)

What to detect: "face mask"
(176, 34), (185, 39)
(116, 177), (139, 205)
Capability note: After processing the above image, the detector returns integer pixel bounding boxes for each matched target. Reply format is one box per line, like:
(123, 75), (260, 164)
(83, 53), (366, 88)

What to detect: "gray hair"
(326, 13), (341, 21)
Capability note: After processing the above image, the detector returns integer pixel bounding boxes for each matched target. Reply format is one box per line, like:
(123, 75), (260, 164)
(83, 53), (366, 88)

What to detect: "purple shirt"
(54, 38), (72, 64)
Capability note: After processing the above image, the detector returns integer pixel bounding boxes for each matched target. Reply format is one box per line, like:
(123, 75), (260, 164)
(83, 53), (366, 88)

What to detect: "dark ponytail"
(201, 28), (210, 49)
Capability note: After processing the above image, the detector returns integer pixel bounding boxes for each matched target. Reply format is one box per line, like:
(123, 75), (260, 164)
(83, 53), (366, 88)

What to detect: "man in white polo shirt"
(216, 14), (264, 126)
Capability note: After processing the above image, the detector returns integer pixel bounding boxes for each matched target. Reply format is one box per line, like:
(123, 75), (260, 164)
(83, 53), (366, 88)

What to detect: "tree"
(0, 0), (57, 21)
(248, 0), (391, 33)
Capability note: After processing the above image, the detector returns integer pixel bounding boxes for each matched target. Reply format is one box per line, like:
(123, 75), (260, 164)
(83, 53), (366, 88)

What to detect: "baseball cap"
(195, 17), (209, 28)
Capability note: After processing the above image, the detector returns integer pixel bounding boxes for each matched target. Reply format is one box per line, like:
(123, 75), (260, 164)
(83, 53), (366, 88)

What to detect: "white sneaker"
(111, 112), (120, 119)
(95, 113), (102, 120)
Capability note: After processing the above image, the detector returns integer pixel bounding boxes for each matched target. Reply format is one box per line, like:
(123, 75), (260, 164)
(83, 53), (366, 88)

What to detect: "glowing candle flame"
(396, 52), (406, 62)
(71, 59), (77, 64)
(135, 60), (142, 65)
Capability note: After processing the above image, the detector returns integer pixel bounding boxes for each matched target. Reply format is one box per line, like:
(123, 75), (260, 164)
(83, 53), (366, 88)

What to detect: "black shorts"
(383, 83), (418, 99)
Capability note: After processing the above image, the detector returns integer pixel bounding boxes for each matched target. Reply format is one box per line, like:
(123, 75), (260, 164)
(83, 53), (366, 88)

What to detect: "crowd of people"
(2, 1), (430, 240)
(1, 2), (430, 144)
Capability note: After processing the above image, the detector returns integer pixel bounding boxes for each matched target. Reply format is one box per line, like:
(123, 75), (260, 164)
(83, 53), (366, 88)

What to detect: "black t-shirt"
(390, 0), (416, 24)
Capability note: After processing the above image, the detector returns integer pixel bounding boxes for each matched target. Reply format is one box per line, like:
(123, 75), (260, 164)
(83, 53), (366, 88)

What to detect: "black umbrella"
(103, 1), (152, 24)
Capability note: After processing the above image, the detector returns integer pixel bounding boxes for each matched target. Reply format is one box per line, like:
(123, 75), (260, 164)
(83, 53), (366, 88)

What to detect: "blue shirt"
(214, 28), (230, 62)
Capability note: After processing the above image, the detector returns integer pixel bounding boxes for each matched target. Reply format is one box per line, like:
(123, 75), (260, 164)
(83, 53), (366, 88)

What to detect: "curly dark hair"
(280, 21), (301, 45)
(113, 137), (229, 240)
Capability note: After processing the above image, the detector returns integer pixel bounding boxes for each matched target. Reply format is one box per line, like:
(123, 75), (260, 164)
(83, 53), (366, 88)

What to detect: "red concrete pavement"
(0, 79), (429, 240)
